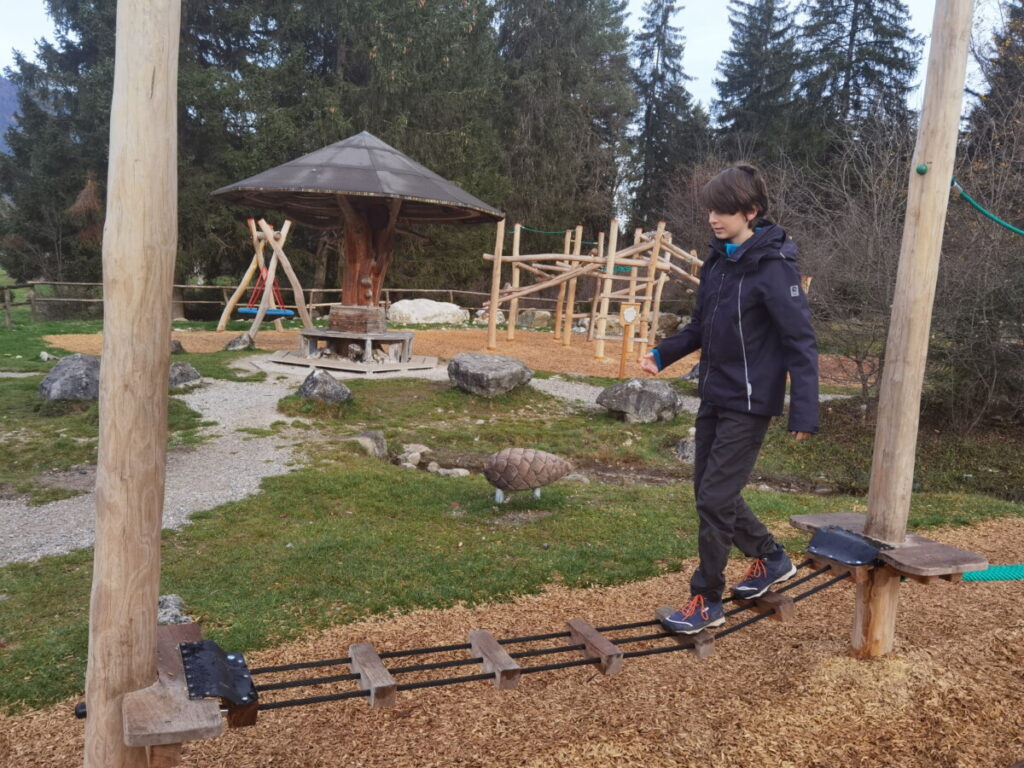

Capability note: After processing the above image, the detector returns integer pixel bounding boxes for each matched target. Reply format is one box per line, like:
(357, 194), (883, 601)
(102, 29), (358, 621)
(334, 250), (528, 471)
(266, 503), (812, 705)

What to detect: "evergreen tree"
(495, 0), (636, 234)
(713, 0), (799, 159)
(629, 0), (709, 228)
(797, 0), (922, 127)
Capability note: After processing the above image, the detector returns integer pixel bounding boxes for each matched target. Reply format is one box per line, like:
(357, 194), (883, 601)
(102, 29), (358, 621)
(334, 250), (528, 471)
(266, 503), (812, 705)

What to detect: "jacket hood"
(707, 222), (797, 272)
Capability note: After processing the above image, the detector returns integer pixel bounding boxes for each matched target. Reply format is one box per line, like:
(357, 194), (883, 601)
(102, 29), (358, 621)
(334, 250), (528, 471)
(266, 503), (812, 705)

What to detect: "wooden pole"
(552, 230), (572, 341)
(587, 232), (605, 341)
(625, 229), (641, 356)
(637, 222), (665, 359)
(506, 224), (522, 341)
(594, 221), (618, 359)
(851, 0), (973, 659)
(2, 287), (11, 330)
(486, 219), (505, 350)
(562, 226), (583, 346)
(84, 1), (180, 766)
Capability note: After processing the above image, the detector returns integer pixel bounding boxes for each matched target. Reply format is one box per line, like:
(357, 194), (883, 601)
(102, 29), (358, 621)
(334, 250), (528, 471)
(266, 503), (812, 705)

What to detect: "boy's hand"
(639, 352), (659, 376)
(790, 431), (812, 442)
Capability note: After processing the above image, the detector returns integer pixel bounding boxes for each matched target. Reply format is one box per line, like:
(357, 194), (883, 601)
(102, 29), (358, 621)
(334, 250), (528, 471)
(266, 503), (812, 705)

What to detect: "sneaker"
(731, 549), (797, 600)
(659, 594), (725, 635)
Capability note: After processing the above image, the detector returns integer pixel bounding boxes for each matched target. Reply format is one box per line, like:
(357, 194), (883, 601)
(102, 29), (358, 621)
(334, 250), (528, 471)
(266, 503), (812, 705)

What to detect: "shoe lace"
(741, 558), (768, 581)
(681, 594), (709, 621)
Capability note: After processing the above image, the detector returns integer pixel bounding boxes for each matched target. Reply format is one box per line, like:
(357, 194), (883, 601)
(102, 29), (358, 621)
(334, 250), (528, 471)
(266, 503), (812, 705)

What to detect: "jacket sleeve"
(654, 275), (705, 370)
(762, 260), (819, 433)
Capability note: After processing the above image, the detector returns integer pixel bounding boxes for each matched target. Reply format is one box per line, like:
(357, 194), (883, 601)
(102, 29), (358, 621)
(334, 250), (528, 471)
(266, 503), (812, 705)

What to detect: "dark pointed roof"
(212, 131), (503, 228)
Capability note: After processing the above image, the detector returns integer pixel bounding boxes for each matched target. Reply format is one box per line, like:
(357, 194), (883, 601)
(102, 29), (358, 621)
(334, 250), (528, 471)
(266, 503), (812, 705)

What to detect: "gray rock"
(675, 438), (696, 463)
(168, 362), (202, 388)
(39, 350), (59, 362)
(680, 362), (701, 381)
(346, 343), (363, 361)
(657, 313), (683, 337)
(426, 461), (441, 473)
(157, 594), (192, 625)
(563, 472), (591, 484)
(517, 310), (553, 330)
(298, 369), (352, 403)
(447, 353), (533, 398)
(170, 339), (185, 355)
(224, 333), (255, 351)
(596, 378), (684, 423)
(402, 443), (432, 456)
(437, 467), (471, 478)
(345, 430), (387, 459)
(39, 354), (100, 401)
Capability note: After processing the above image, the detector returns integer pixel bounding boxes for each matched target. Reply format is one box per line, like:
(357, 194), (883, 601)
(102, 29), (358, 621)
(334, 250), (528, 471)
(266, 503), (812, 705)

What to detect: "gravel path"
(0, 376), (299, 566)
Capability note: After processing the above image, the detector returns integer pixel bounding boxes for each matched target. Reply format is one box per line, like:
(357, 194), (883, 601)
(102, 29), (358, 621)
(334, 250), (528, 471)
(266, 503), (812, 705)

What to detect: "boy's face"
(708, 208), (759, 243)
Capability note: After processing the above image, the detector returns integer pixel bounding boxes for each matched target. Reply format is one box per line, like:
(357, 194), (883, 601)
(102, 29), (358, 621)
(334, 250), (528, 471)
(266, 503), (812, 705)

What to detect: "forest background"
(0, 0), (1022, 429)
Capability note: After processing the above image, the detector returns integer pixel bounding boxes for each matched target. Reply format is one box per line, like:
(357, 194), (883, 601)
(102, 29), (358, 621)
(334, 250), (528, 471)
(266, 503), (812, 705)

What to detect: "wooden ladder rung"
(348, 643), (397, 709)
(655, 607), (715, 658)
(469, 630), (521, 689)
(566, 619), (623, 675)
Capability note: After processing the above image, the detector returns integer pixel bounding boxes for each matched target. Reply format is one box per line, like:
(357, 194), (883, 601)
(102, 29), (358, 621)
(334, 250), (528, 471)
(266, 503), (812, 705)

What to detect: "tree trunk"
(338, 196), (400, 306)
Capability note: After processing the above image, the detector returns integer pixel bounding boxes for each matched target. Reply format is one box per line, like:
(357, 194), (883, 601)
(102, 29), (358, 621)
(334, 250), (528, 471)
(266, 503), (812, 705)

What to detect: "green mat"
(962, 564), (1024, 582)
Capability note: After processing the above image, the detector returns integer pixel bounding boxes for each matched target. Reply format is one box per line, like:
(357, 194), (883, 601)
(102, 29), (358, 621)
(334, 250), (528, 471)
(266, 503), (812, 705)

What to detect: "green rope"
(962, 564), (1024, 582)
(952, 180), (1024, 237)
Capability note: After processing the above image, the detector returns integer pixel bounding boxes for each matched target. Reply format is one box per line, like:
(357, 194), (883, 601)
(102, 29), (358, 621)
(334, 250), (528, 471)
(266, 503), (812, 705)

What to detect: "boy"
(639, 164), (819, 634)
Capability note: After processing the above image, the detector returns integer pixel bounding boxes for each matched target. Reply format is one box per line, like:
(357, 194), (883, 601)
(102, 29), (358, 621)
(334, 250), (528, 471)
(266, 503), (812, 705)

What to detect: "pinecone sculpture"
(483, 448), (572, 502)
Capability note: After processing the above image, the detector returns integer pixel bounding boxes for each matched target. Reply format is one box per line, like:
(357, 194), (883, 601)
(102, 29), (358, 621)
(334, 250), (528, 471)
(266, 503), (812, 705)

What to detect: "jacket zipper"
(737, 274), (752, 410)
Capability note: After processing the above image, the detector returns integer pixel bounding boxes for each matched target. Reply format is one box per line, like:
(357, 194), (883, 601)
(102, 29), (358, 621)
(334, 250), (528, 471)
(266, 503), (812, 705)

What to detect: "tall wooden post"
(561, 225), (583, 346)
(506, 224), (522, 341)
(85, 1), (180, 766)
(587, 232), (605, 341)
(594, 221), (619, 359)
(486, 219), (505, 350)
(552, 230), (572, 341)
(851, 0), (973, 659)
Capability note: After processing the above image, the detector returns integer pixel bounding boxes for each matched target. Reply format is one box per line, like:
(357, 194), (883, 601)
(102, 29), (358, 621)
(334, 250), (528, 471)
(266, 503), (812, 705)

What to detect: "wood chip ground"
(2, 517), (1022, 767)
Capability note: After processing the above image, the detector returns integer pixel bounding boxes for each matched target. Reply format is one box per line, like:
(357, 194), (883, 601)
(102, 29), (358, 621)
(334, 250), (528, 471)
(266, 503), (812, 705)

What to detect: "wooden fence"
(1, 281), (567, 328)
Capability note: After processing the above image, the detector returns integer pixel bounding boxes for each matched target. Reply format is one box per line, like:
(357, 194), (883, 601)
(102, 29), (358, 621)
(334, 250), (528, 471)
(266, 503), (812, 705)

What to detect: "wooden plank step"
(878, 541), (988, 578)
(565, 619), (623, 675)
(348, 643), (397, 709)
(122, 624), (224, 748)
(469, 630), (521, 689)
(654, 607), (715, 658)
(735, 592), (796, 622)
(790, 512), (933, 547)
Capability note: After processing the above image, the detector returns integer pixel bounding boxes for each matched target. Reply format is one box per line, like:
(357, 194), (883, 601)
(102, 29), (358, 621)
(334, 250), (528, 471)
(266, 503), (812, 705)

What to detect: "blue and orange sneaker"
(659, 594), (725, 634)
(731, 548), (797, 599)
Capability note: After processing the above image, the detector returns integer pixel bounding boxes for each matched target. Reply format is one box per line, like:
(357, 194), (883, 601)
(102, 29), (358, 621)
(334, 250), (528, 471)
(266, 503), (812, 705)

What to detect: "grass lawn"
(1, 311), (1022, 713)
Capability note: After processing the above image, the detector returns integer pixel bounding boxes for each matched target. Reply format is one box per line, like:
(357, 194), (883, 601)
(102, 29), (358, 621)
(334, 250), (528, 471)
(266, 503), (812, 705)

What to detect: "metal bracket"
(806, 526), (891, 566)
(180, 640), (258, 707)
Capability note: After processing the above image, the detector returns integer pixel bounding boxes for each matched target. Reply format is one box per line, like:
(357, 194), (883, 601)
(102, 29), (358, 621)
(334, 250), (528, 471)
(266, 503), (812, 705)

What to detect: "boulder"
(657, 313), (683, 337)
(157, 594), (192, 625)
(224, 333), (255, 351)
(596, 378), (684, 423)
(437, 467), (471, 478)
(170, 339), (186, 355)
(298, 369), (352, 403)
(345, 430), (387, 459)
(675, 427), (697, 463)
(447, 353), (533, 398)
(516, 310), (552, 330)
(39, 354), (100, 401)
(474, 308), (505, 325)
(168, 362), (202, 388)
(387, 298), (469, 325)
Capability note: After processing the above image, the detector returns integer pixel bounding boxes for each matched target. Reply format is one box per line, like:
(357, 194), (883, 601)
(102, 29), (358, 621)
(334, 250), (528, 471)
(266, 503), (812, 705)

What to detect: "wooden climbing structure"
(483, 219), (702, 363)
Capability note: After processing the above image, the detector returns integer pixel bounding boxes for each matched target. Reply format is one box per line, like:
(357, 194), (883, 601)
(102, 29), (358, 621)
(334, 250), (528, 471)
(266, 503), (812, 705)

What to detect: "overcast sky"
(1, 1), (1007, 108)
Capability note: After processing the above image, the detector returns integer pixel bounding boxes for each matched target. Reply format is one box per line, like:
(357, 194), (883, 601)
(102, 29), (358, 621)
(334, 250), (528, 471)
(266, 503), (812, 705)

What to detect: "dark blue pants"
(690, 403), (777, 602)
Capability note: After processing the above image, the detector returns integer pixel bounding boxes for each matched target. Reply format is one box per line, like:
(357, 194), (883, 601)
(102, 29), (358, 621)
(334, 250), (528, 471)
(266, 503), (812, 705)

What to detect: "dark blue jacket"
(653, 223), (819, 433)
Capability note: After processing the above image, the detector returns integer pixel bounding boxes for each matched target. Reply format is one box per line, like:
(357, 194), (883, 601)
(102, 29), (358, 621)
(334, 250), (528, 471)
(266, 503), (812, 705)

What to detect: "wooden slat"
(877, 541), (988, 577)
(809, 554), (874, 584)
(789, 512), (933, 547)
(655, 607), (714, 658)
(122, 625), (223, 748)
(565, 619), (622, 675)
(736, 592), (796, 622)
(349, 643), (397, 708)
(468, 630), (521, 689)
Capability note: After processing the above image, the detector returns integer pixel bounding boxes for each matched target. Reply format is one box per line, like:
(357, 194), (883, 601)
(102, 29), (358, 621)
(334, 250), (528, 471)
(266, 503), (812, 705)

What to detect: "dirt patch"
(34, 464), (95, 493)
(45, 328), (862, 386)
(4, 516), (1022, 768)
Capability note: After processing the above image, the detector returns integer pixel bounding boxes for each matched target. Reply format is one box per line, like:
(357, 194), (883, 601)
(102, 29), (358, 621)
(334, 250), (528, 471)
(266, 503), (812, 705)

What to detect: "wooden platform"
(270, 349), (439, 374)
(790, 512), (988, 580)
(300, 328), (413, 362)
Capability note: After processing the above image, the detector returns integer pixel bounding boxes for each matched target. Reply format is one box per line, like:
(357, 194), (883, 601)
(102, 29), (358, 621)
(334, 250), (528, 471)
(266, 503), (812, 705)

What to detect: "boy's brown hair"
(699, 165), (769, 226)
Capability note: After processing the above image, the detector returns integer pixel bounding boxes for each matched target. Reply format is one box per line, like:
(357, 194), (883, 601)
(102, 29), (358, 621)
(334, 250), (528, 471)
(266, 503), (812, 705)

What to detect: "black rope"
(259, 688), (369, 711)
(388, 656), (482, 675)
(519, 657), (600, 675)
(250, 656), (351, 675)
(397, 671), (496, 691)
(509, 642), (586, 660)
(255, 671), (359, 692)
(792, 572), (848, 601)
